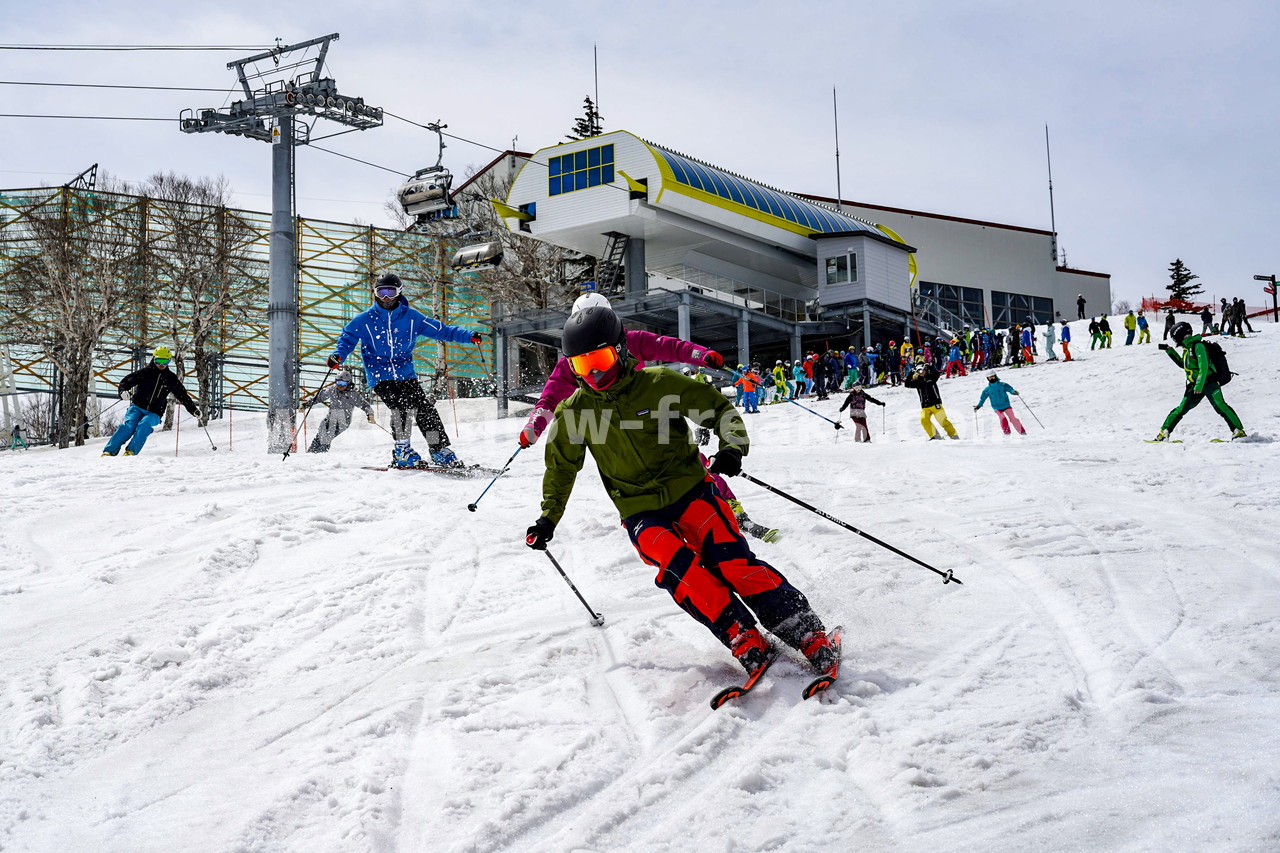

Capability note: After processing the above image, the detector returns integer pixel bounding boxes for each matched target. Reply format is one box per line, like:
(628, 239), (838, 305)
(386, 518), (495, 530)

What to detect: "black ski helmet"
(561, 305), (625, 358)
(1170, 321), (1193, 345)
(374, 271), (401, 292)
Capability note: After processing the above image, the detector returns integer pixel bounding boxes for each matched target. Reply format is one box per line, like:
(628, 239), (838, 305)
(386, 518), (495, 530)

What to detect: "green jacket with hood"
(540, 360), (749, 525)
(1164, 334), (1214, 393)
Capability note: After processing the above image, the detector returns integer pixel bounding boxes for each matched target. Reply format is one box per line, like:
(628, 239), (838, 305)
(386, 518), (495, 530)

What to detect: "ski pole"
(284, 368), (333, 461)
(467, 445), (523, 512)
(738, 471), (963, 585)
(541, 549), (605, 626)
(1016, 394), (1045, 429)
(202, 423), (218, 451)
(782, 397), (843, 431)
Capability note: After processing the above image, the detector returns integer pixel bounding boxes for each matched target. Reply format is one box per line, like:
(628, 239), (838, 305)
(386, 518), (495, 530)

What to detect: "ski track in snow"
(2, 322), (1280, 852)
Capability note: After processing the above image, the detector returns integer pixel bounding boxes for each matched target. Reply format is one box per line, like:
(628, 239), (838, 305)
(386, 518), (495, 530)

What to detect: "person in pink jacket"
(518, 293), (726, 447)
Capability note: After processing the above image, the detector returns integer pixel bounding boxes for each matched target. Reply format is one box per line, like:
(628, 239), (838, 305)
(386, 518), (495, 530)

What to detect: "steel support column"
(266, 115), (298, 453)
(678, 291), (691, 341)
(737, 310), (750, 368)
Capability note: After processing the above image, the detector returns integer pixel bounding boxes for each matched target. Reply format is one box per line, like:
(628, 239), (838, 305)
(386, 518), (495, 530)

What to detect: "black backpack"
(1200, 339), (1234, 385)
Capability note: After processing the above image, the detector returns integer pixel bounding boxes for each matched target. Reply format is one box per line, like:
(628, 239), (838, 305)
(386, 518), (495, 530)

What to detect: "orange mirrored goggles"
(567, 345), (619, 377)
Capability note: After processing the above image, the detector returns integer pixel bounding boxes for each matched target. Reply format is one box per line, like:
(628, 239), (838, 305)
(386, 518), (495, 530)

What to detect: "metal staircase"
(596, 232), (630, 294)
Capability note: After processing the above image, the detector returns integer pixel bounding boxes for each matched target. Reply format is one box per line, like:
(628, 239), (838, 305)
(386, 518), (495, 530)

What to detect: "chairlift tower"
(180, 33), (383, 452)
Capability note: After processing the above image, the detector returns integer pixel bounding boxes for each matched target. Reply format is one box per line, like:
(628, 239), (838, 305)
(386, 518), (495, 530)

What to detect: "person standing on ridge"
(1077, 293), (1087, 319)
(300, 369), (376, 454)
(1163, 309), (1177, 341)
(526, 304), (837, 680)
(102, 346), (199, 457)
(974, 372), (1027, 436)
(1152, 321), (1246, 442)
(326, 272), (482, 469)
(904, 360), (959, 440)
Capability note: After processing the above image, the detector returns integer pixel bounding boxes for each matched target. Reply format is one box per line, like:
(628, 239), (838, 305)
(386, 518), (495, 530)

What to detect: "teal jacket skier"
(1153, 322), (1245, 441)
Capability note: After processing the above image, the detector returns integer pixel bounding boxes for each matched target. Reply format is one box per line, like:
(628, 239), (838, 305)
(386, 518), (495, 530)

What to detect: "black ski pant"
(308, 407), (353, 453)
(372, 378), (450, 452)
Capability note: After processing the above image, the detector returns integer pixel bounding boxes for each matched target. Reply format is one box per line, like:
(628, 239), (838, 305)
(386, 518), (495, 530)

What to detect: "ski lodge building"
(483, 130), (1109, 407)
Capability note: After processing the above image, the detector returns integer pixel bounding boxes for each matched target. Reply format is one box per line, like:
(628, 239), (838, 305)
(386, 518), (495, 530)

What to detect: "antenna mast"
(1045, 124), (1058, 265)
(593, 44), (601, 135)
(833, 87), (843, 211)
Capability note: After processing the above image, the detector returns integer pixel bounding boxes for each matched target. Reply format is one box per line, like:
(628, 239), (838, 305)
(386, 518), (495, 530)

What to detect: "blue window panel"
(743, 183), (767, 213)
(521, 202), (536, 217)
(549, 157), (563, 177)
(575, 171), (588, 191)
(776, 195), (801, 225)
(549, 176), (562, 196)
(602, 164), (614, 184)
(588, 167), (601, 186)
(588, 147), (600, 167)
(602, 144), (613, 164)
(687, 162), (711, 193)
(705, 169), (730, 201)
(724, 176), (746, 206)
(574, 150), (588, 171)
(760, 189), (784, 218)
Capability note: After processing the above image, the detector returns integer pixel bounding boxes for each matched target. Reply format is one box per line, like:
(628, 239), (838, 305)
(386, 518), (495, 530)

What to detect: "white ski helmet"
(572, 292), (611, 314)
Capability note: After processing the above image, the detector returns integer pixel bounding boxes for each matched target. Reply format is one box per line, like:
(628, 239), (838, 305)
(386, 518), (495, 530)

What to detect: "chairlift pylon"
(396, 120), (454, 222)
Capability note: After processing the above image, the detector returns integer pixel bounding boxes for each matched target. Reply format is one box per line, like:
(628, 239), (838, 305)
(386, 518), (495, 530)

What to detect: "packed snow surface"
(2, 320), (1278, 853)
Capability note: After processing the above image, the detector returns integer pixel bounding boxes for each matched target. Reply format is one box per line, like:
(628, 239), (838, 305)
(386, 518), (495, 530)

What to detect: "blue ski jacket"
(977, 380), (1019, 411)
(331, 296), (476, 386)
(1060, 324), (1071, 343)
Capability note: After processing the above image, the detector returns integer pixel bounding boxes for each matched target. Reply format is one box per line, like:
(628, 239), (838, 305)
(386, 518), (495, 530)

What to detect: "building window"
(548, 144), (615, 196)
(919, 281), (985, 328)
(824, 252), (857, 285)
(992, 290), (1054, 327)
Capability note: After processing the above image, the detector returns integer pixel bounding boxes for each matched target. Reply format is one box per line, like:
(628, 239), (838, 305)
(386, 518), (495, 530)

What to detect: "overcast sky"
(4, 0), (1277, 308)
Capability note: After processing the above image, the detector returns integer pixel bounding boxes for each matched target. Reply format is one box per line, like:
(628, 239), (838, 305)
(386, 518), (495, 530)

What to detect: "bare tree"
(140, 172), (265, 427)
(3, 181), (147, 447)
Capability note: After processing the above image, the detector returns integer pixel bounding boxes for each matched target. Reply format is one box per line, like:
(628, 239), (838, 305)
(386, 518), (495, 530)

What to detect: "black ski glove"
(327, 354), (343, 368)
(525, 517), (555, 550)
(708, 445), (743, 477)
(1158, 343), (1169, 351)
(187, 404), (200, 417)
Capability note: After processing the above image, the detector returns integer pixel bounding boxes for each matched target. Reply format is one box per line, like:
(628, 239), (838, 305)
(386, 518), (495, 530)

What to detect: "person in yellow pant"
(904, 361), (959, 440)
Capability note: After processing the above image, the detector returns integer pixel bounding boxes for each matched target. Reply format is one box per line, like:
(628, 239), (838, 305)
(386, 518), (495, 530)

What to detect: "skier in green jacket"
(1152, 321), (1246, 441)
(526, 305), (838, 680)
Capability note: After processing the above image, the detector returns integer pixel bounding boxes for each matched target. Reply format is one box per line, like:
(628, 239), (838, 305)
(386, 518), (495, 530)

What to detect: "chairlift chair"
(450, 240), (503, 272)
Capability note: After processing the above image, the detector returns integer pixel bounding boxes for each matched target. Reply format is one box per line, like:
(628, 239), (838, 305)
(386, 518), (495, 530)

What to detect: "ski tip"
(711, 686), (744, 710)
(802, 677), (835, 700)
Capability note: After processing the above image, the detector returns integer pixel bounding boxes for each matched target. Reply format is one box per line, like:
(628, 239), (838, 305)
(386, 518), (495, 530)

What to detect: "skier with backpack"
(1152, 321), (1246, 441)
(904, 360), (959, 440)
(526, 304), (837, 687)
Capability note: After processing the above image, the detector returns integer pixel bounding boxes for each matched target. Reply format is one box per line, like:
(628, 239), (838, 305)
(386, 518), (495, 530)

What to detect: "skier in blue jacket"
(974, 373), (1027, 435)
(327, 272), (483, 469)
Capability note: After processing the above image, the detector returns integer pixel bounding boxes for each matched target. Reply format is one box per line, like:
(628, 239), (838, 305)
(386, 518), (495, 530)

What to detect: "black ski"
(710, 648), (780, 710)
(801, 626), (844, 700)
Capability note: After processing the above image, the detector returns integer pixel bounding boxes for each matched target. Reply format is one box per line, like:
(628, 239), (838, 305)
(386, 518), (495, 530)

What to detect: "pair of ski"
(711, 627), (842, 710)
(361, 463), (503, 479)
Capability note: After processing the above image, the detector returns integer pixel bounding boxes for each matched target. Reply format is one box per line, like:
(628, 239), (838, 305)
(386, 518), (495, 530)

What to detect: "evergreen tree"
(1167, 258), (1204, 301)
(566, 96), (604, 141)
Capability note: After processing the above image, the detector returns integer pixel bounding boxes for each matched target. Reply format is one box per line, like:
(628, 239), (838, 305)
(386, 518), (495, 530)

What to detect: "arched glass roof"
(650, 144), (884, 237)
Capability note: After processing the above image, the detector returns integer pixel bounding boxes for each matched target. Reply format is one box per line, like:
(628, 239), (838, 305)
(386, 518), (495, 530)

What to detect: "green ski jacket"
(540, 361), (749, 525)
(1164, 335), (1213, 393)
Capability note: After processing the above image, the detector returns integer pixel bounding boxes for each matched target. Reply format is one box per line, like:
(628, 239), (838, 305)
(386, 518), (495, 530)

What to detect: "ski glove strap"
(526, 517), (556, 550)
(708, 446), (743, 477)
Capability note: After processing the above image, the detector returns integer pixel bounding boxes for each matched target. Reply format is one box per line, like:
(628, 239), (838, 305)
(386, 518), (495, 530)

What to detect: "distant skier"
(1019, 324), (1035, 365)
(300, 370), (375, 454)
(1163, 309), (1176, 341)
(1152, 322), (1246, 442)
(944, 339), (967, 378)
(327, 272), (482, 469)
(1123, 310), (1138, 345)
(1043, 319), (1058, 361)
(9, 422), (28, 451)
(102, 346), (199, 457)
(1089, 317), (1103, 351)
(838, 385), (885, 443)
(1077, 293), (1087, 319)
(1199, 306), (1213, 336)
(974, 373), (1027, 436)
(904, 361), (959, 440)
(526, 304), (837, 680)
(1136, 310), (1151, 344)
(1099, 316), (1113, 348)
(1059, 319), (1072, 361)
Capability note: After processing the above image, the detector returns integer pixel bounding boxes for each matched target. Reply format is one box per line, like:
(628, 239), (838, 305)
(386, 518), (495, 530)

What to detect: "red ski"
(710, 648), (780, 710)
(800, 626), (843, 700)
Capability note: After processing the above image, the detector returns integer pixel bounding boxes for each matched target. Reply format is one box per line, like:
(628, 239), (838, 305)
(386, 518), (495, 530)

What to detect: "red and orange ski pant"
(625, 480), (814, 650)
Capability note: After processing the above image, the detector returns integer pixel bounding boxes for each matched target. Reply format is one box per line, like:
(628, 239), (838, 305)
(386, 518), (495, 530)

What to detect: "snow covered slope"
(2, 320), (1278, 853)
